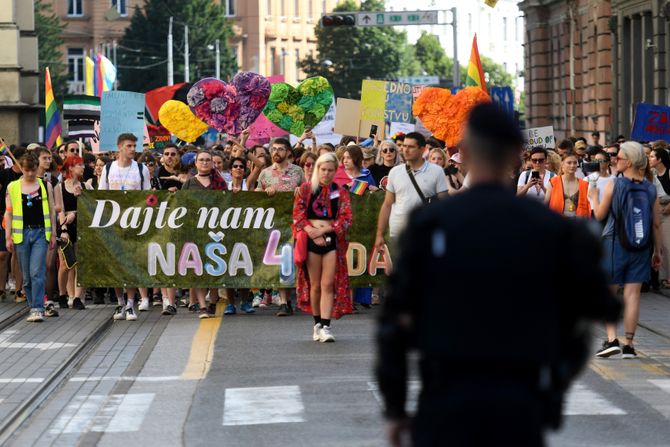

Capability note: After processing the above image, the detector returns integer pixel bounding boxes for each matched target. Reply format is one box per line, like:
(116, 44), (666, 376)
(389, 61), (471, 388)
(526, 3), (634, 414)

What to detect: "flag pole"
(0, 137), (24, 173)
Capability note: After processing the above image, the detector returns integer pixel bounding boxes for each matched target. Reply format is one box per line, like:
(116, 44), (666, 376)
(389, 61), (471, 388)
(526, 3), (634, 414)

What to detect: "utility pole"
(167, 16), (174, 86)
(215, 39), (220, 79)
(184, 24), (190, 83)
(451, 7), (459, 88)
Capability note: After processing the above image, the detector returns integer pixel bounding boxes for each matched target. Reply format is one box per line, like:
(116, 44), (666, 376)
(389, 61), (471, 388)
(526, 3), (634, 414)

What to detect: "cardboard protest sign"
(631, 103), (670, 143)
(78, 191), (390, 288)
(334, 98), (384, 139)
(360, 80), (413, 124)
(523, 126), (555, 150)
(100, 91), (146, 151)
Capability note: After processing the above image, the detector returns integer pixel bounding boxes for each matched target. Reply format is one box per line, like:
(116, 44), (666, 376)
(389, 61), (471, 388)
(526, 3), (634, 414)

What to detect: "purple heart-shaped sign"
(187, 72), (271, 135)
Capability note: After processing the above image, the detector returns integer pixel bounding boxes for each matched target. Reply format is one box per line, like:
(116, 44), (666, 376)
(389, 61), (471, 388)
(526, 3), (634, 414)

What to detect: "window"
(295, 49), (300, 81)
(68, 0), (83, 17)
(281, 0), (286, 16)
(225, 0), (236, 16)
(266, 0), (272, 15)
(280, 49), (286, 75)
(270, 48), (276, 75)
(503, 17), (508, 41)
(68, 48), (85, 82)
(294, 0), (300, 17)
(308, 0), (313, 18)
(322, 0), (326, 14)
(111, 0), (127, 16)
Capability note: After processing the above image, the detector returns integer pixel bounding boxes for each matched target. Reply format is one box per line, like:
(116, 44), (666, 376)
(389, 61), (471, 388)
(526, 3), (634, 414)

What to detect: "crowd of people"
(0, 124), (665, 353)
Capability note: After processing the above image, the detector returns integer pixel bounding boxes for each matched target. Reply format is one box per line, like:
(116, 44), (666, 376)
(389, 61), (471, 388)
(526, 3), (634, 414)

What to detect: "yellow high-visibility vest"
(7, 179), (51, 244)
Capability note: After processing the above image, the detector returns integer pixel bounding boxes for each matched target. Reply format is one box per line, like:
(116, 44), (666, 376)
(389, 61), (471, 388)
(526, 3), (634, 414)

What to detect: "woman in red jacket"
(545, 151), (591, 218)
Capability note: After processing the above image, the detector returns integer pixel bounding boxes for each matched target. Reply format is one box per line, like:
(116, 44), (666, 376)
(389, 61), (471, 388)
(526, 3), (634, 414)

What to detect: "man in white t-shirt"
(375, 132), (449, 253)
(517, 147), (555, 201)
(99, 133), (150, 321)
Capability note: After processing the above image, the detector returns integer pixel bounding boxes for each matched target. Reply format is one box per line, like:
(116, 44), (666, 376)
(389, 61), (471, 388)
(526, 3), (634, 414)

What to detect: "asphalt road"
(6, 299), (670, 446)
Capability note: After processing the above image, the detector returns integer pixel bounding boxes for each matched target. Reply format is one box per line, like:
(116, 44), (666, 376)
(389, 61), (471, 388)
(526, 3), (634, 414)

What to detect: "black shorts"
(307, 232), (336, 255)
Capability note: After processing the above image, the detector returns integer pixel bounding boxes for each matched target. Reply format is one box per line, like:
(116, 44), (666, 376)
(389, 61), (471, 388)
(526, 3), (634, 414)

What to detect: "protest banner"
(334, 98), (384, 139)
(78, 191), (390, 288)
(522, 126), (555, 150)
(99, 91), (146, 151)
(631, 103), (670, 143)
(360, 80), (414, 124)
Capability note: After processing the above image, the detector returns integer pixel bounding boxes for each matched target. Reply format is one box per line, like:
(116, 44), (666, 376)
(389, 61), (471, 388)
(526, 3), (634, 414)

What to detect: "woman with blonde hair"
(293, 152), (353, 342)
(546, 150), (562, 175)
(370, 140), (401, 190)
(544, 151), (591, 218)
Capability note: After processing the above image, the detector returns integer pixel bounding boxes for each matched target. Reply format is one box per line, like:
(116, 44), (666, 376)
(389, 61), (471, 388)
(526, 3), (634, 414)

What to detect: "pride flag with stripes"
(350, 179), (369, 196)
(85, 54), (117, 97)
(45, 67), (62, 150)
(465, 35), (488, 94)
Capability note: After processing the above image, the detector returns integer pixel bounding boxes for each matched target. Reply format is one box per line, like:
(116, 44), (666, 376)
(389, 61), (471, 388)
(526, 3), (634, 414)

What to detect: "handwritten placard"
(631, 103), (670, 143)
(100, 91), (146, 152)
(523, 126), (555, 150)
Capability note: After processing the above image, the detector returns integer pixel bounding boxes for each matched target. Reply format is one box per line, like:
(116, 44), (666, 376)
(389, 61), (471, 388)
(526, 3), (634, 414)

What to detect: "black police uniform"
(376, 183), (621, 446)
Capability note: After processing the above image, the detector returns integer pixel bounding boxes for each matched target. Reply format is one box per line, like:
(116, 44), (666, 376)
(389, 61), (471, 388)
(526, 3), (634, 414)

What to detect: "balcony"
(67, 81), (85, 94)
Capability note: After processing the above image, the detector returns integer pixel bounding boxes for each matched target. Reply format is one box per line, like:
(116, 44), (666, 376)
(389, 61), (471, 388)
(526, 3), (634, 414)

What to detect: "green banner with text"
(78, 191), (391, 288)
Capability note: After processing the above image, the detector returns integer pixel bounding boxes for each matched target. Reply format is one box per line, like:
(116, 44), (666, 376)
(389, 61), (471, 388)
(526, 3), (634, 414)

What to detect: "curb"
(0, 313), (114, 445)
(0, 306), (29, 332)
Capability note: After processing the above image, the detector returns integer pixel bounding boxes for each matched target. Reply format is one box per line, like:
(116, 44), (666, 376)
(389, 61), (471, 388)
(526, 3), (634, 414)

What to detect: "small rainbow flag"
(45, 67), (63, 150)
(465, 34), (488, 94)
(0, 142), (7, 155)
(350, 179), (369, 196)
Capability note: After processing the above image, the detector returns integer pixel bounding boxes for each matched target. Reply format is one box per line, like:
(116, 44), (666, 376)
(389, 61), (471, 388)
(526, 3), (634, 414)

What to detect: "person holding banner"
(99, 133), (150, 322)
(5, 154), (58, 322)
(293, 152), (353, 342)
(182, 150), (226, 319)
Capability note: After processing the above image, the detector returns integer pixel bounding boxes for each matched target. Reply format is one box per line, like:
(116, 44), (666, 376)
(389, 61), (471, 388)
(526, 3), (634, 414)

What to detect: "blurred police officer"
(376, 103), (621, 447)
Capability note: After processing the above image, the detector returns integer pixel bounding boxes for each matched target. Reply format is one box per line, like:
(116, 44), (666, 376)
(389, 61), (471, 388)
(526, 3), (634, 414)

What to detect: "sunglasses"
(531, 158), (546, 163)
(382, 148), (395, 154)
(163, 153), (177, 157)
(607, 152), (618, 157)
(232, 164), (245, 169)
(146, 162), (155, 167)
(304, 162), (314, 168)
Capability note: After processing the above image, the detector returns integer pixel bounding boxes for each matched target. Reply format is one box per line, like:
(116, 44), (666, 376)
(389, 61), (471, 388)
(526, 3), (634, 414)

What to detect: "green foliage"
(460, 55), (514, 88)
(118, 0), (238, 92)
(414, 31), (453, 79)
(300, 0), (420, 99)
(35, 0), (66, 104)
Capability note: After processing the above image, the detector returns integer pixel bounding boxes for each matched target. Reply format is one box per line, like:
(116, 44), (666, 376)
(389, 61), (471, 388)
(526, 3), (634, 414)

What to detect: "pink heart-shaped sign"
(187, 72), (271, 135)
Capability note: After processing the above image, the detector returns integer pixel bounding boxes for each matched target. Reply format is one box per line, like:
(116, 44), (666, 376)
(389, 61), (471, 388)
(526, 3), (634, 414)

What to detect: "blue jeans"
(15, 228), (48, 311)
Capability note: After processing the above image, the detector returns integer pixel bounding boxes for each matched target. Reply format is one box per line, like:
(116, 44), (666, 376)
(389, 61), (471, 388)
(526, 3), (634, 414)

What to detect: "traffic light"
(320, 14), (356, 27)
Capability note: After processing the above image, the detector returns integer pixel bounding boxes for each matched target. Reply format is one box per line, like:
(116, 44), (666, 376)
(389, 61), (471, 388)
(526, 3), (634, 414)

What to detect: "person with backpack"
(99, 133), (151, 322)
(516, 146), (556, 201)
(589, 141), (662, 359)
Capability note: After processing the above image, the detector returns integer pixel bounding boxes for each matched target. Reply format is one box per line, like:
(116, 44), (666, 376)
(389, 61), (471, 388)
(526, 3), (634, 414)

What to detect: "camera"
(531, 170), (540, 180)
(581, 161), (600, 176)
(444, 165), (458, 176)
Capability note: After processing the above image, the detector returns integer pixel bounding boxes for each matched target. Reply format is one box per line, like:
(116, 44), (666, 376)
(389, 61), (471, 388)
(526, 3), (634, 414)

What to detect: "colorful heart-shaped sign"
(263, 76), (334, 136)
(413, 86), (490, 147)
(187, 72), (271, 135)
(158, 100), (209, 143)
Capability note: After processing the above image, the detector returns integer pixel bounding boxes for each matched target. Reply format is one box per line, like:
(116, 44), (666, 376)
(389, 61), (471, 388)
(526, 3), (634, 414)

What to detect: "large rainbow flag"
(465, 34), (488, 94)
(44, 67), (62, 149)
(85, 53), (117, 96)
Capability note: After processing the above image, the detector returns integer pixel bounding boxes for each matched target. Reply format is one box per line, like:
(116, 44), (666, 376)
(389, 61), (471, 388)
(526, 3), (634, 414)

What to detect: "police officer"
(376, 103), (622, 447)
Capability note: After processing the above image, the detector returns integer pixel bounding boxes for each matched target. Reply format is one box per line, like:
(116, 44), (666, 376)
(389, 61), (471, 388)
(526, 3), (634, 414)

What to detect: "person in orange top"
(545, 151), (591, 218)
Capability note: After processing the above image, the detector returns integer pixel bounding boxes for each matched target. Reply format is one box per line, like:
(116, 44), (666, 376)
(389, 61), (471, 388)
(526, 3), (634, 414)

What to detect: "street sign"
(489, 86), (515, 116)
(355, 10), (439, 27)
(398, 76), (440, 85)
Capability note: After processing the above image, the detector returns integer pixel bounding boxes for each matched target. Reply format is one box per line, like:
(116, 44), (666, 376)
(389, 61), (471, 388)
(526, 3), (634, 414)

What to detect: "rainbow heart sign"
(263, 76), (333, 136)
(186, 72), (271, 135)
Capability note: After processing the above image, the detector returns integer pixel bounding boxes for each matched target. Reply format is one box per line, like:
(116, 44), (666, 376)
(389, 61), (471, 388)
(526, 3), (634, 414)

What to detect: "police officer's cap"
(468, 103), (524, 149)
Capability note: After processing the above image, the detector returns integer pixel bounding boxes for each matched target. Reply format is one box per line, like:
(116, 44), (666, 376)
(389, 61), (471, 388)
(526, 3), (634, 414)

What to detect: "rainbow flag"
(465, 34), (488, 94)
(85, 54), (116, 97)
(0, 141), (7, 155)
(44, 67), (62, 150)
(85, 56), (95, 95)
(350, 179), (369, 196)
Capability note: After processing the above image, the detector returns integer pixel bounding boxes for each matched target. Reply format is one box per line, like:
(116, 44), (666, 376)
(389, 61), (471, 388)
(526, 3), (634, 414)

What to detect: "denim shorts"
(602, 237), (651, 285)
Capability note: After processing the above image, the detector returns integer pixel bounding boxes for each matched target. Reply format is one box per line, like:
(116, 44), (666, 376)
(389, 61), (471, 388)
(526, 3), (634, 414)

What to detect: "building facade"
(0, 0), (40, 144)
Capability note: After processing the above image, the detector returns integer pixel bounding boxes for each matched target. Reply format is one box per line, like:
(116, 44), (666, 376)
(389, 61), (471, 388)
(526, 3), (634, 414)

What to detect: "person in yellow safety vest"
(4, 155), (57, 322)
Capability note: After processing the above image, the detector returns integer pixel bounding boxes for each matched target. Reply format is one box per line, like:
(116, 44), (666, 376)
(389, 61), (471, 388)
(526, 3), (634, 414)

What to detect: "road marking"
(564, 384), (627, 415)
(368, 380), (420, 413)
(0, 378), (45, 383)
(181, 303), (222, 380)
(649, 379), (670, 393)
(0, 330), (76, 350)
(70, 375), (184, 383)
(50, 393), (154, 434)
(589, 361), (624, 380)
(223, 386), (304, 426)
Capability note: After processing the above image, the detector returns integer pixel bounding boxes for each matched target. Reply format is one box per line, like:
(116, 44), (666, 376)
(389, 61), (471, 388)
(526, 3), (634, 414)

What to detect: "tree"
(461, 55), (514, 88)
(35, 0), (67, 104)
(118, 0), (238, 92)
(300, 0), (420, 99)
(414, 31), (453, 79)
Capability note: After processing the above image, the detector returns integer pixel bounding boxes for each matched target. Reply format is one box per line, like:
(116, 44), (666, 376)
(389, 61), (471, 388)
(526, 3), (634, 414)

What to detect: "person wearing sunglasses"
(517, 146), (556, 200)
(138, 153), (160, 190)
(604, 143), (620, 176)
(585, 149), (614, 209)
(157, 143), (183, 192)
(370, 140), (401, 191)
(299, 151), (317, 181)
(60, 140), (80, 160)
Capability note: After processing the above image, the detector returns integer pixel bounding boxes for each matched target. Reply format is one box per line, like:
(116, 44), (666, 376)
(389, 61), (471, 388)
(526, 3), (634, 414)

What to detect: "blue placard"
(631, 103), (670, 142)
(490, 86), (514, 116)
(99, 91), (146, 151)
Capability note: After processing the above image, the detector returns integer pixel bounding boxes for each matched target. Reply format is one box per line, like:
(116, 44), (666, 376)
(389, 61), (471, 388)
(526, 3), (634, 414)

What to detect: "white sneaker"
(113, 306), (126, 320)
(125, 307), (137, 321)
(252, 295), (262, 308)
(319, 325), (334, 343)
(162, 299), (168, 312)
(27, 310), (44, 323)
(312, 323), (322, 341)
(138, 298), (150, 312)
